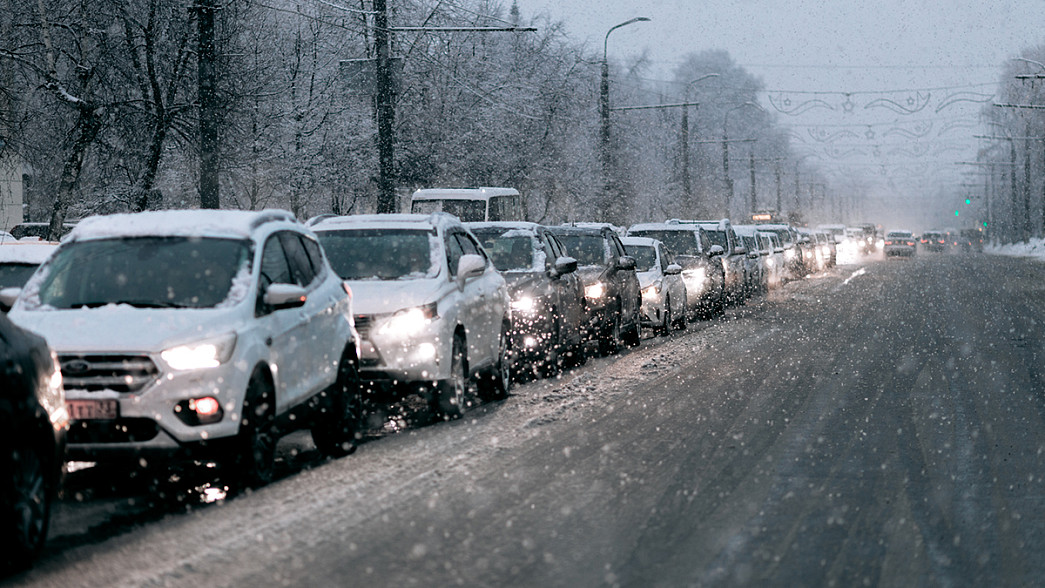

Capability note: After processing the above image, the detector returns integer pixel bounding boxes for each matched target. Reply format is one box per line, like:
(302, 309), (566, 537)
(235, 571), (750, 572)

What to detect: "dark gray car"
(547, 225), (641, 355)
(467, 222), (586, 377)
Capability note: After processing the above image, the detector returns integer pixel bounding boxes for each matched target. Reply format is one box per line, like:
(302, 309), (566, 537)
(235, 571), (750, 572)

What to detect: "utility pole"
(1024, 121), (1033, 240)
(374, 0), (395, 213)
(198, 0), (219, 209)
(599, 17), (649, 221)
(774, 160), (782, 214)
(748, 145), (757, 214)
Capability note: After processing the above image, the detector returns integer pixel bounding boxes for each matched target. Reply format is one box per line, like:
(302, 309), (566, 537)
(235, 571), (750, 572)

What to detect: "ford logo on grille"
(62, 359), (91, 375)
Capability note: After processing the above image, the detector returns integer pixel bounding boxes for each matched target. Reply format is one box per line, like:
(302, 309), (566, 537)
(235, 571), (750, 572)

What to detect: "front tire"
(1, 437), (52, 569)
(435, 334), (468, 419)
(311, 349), (363, 458)
(658, 296), (672, 337)
(232, 370), (277, 488)
(478, 325), (511, 400)
(598, 308), (622, 356)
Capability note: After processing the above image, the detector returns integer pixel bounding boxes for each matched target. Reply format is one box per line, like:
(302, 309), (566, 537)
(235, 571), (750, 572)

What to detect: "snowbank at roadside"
(985, 238), (1045, 261)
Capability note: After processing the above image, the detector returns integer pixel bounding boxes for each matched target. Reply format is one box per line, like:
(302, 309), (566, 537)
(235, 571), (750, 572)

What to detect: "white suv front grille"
(59, 354), (160, 393)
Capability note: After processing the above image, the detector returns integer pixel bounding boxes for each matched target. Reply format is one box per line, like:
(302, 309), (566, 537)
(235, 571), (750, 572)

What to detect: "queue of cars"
(0, 208), (846, 569)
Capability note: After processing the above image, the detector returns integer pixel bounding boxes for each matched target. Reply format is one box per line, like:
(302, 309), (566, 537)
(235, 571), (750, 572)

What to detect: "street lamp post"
(793, 153), (816, 215)
(599, 17), (650, 218)
(722, 101), (763, 216)
(680, 73), (719, 215)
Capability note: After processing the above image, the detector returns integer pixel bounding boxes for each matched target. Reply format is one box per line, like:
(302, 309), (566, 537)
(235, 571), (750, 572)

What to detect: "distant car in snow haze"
(884, 230), (917, 257)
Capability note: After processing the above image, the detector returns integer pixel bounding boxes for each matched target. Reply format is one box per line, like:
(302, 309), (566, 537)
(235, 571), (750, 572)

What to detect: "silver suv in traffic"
(3, 209), (361, 487)
(311, 213), (511, 419)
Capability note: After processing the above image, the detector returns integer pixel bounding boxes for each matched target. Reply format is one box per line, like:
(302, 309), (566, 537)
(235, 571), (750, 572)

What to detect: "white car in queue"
(1, 209), (362, 488)
(620, 236), (687, 336)
(310, 213), (511, 419)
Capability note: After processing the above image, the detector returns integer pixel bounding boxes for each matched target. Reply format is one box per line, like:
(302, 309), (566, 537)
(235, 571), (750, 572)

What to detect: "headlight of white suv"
(642, 284), (660, 301)
(377, 303), (437, 338)
(161, 332), (238, 371)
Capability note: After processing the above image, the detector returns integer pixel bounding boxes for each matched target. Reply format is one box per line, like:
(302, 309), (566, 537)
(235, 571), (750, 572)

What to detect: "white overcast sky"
(518, 0), (1045, 92)
(517, 0), (1045, 227)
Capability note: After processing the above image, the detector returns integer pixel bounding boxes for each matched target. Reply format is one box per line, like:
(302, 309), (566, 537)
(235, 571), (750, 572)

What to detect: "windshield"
(705, 230), (728, 250)
(628, 230), (699, 255)
(554, 234), (608, 266)
(410, 199), (487, 222)
(624, 244), (658, 272)
(472, 230), (534, 272)
(0, 263), (39, 288)
(318, 229), (437, 280)
(31, 237), (250, 309)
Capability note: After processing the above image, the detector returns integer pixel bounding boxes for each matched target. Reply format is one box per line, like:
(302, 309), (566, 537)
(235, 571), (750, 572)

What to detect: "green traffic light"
(965, 198), (971, 204)
(954, 210), (959, 216)
(983, 221), (988, 227)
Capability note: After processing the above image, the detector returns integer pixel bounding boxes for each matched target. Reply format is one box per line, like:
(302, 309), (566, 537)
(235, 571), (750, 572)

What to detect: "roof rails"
(250, 209), (298, 230)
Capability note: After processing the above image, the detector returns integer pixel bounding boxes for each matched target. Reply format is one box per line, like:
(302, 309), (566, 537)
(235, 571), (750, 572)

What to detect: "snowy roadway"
(9, 250), (1045, 586)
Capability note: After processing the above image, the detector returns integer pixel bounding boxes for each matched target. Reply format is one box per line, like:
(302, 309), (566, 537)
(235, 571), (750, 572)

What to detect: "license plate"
(68, 399), (119, 420)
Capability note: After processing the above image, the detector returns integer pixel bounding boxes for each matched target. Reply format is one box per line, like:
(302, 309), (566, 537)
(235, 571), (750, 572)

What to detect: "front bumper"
(356, 314), (450, 383)
(62, 356), (252, 462)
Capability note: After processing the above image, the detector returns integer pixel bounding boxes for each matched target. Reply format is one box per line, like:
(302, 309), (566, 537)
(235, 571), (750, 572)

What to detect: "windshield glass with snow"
(0, 263), (40, 288)
(628, 230), (699, 256)
(624, 245), (658, 272)
(318, 229), (436, 280)
(471, 230), (534, 272)
(555, 234), (608, 266)
(32, 237), (251, 309)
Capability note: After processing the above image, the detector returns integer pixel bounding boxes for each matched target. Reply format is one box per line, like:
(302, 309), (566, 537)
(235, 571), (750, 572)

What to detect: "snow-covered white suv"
(2, 209), (361, 487)
(311, 213), (511, 418)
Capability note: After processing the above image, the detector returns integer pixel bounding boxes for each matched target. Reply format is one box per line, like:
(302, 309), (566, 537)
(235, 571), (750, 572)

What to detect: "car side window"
(259, 235), (293, 290)
(446, 232), (464, 277)
(456, 232), (484, 259)
(698, 231), (711, 253)
(661, 246), (673, 270)
(544, 233), (569, 270)
(609, 234), (626, 260)
(546, 234), (564, 260)
(279, 232), (317, 287)
(300, 234), (326, 278)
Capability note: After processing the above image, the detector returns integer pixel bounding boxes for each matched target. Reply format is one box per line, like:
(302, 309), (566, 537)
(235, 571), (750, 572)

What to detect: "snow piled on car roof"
(66, 209), (297, 241)
(312, 213), (459, 232)
(0, 241), (59, 263)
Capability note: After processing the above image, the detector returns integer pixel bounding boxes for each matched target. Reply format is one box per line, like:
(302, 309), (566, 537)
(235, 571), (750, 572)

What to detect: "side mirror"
(551, 256), (578, 277)
(616, 256), (636, 271)
(0, 287), (21, 312)
(665, 263), (682, 275)
(708, 245), (725, 257)
(747, 251), (760, 259)
(263, 283), (307, 310)
(456, 254), (486, 287)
